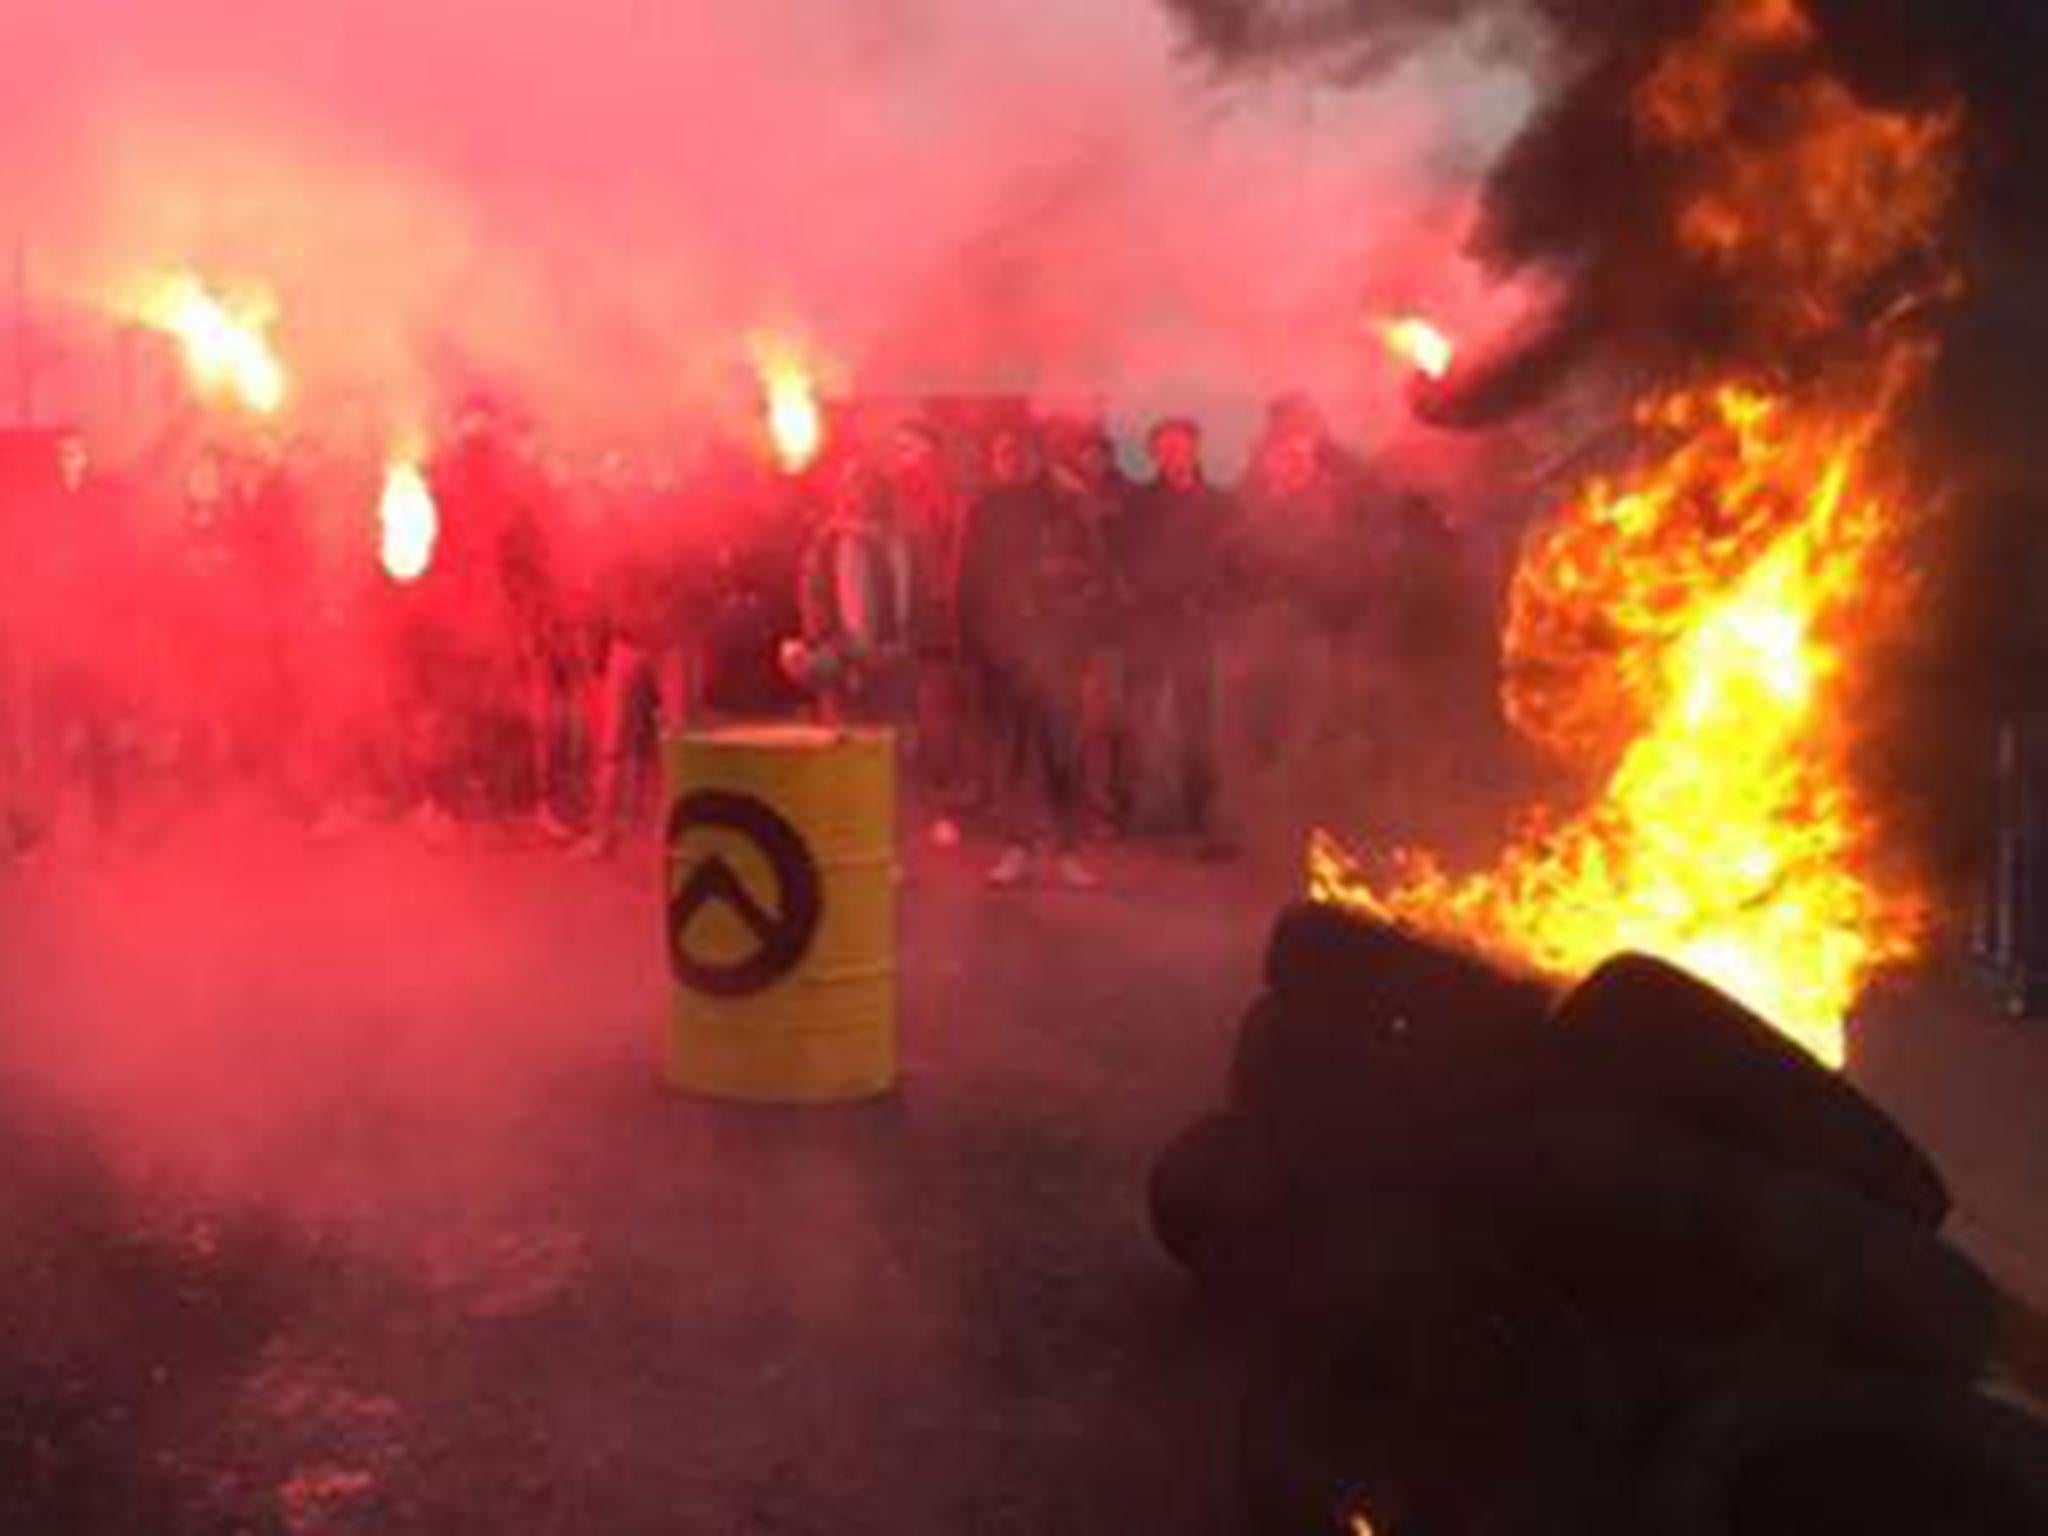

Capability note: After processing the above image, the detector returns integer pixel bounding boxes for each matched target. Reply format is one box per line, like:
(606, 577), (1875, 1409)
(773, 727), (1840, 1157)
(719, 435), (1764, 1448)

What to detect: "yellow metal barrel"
(661, 724), (897, 1104)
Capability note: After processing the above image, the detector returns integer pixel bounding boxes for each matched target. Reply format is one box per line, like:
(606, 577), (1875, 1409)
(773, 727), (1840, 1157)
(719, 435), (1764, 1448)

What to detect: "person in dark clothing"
(2012, 727), (2048, 1019)
(887, 421), (963, 646)
(887, 419), (973, 842)
(1383, 492), (1491, 696)
(702, 540), (807, 721)
(291, 423), (397, 837)
(409, 404), (499, 825)
(1225, 399), (1385, 853)
(546, 457), (641, 855)
(577, 515), (677, 859)
(1238, 404), (1380, 636)
(1047, 421), (1133, 837)
(495, 450), (579, 832)
(161, 445), (269, 793)
(1372, 491), (1505, 835)
(1115, 417), (1232, 853)
(2000, 501), (2048, 1017)
(234, 438), (319, 804)
(4, 430), (135, 853)
(414, 396), (574, 831)
(956, 425), (1101, 890)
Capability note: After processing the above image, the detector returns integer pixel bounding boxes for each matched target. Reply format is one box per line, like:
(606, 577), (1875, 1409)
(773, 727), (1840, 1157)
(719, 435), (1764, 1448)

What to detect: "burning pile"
(1316, 371), (1930, 1066)
(1145, 7), (2048, 1525)
(1150, 906), (2048, 1535)
(1314, 0), (1967, 1066)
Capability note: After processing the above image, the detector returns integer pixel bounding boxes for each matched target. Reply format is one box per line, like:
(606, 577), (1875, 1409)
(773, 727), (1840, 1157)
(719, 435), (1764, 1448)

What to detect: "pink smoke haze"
(5, 0), (1535, 455)
(0, 0), (1539, 1237)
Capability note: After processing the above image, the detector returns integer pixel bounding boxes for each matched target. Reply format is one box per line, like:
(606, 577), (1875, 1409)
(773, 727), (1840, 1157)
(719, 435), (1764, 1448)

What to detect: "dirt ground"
(0, 812), (2041, 1535)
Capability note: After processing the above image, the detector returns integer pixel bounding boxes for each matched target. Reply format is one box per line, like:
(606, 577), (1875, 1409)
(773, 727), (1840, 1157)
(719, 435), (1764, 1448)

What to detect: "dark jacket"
(703, 585), (804, 719)
(1117, 477), (1235, 642)
(1236, 466), (1384, 635)
(958, 480), (1063, 663)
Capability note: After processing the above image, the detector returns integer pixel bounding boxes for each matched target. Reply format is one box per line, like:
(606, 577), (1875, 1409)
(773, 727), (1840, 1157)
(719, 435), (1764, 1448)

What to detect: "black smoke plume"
(1163, 0), (2048, 913)
(1165, 0), (2048, 442)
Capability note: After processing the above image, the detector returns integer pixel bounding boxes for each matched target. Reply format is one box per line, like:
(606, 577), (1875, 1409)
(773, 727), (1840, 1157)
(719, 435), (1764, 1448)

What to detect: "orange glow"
(1313, 378), (1930, 1066)
(1312, 0), (1959, 1067)
(131, 270), (288, 415)
(753, 338), (825, 474)
(1379, 316), (1456, 380)
(1639, 0), (1960, 344)
(379, 456), (438, 584)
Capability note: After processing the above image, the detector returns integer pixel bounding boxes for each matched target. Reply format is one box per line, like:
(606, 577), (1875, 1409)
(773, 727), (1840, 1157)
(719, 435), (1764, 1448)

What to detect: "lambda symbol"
(666, 790), (823, 998)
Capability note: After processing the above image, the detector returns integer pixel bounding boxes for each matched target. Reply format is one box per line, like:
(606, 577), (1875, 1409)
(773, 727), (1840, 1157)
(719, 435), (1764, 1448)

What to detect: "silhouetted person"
(887, 418), (973, 843)
(957, 425), (1100, 890)
(701, 541), (807, 723)
(1226, 399), (1382, 850)
(2007, 498), (2048, 1017)
(4, 430), (133, 853)
(1116, 417), (1233, 853)
(415, 395), (555, 827)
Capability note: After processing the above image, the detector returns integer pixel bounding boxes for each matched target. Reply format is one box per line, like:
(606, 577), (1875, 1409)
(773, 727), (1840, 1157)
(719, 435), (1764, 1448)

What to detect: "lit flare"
(753, 339), (825, 474)
(131, 270), (287, 415)
(1378, 316), (1456, 381)
(379, 456), (439, 584)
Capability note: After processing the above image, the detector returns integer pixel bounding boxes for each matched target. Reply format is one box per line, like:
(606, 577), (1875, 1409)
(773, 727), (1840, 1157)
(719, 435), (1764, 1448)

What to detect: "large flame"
(379, 455), (439, 584)
(753, 337), (825, 474)
(1378, 316), (1455, 381)
(1314, 377), (1929, 1065)
(1313, 0), (1960, 1067)
(130, 270), (288, 416)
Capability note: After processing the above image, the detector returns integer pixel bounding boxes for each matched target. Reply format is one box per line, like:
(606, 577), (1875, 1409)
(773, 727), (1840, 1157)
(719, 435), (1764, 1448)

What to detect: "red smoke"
(4, 0), (1535, 458)
(0, 0), (1546, 1223)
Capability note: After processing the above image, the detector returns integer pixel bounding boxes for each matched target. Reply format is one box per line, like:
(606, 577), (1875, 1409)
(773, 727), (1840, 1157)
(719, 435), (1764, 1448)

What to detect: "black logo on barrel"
(667, 790), (823, 997)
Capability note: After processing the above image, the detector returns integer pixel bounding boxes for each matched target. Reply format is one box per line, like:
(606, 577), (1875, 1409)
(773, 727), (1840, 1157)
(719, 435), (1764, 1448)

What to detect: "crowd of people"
(0, 389), (1507, 886)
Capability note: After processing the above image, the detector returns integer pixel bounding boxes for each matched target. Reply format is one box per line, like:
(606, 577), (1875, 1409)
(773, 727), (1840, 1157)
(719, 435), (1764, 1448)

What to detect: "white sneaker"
(1054, 854), (1100, 892)
(986, 845), (1034, 889)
